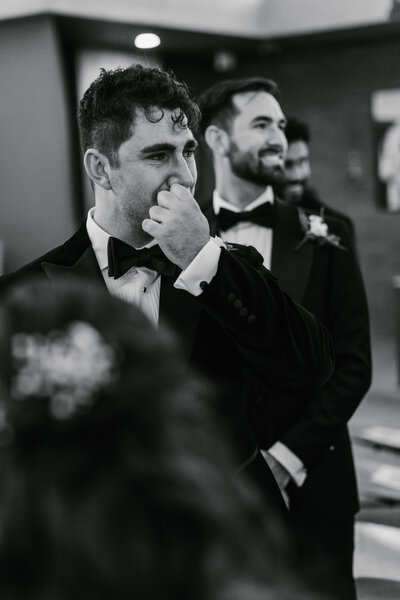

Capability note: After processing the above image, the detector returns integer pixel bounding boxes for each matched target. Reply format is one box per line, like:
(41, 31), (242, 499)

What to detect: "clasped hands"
(142, 183), (210, 270)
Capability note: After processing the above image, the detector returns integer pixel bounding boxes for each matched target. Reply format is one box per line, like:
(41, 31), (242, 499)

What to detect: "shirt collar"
(86, 207), (157, 271)
(86, 208), (109, 271)
(213, 187), (274, 215)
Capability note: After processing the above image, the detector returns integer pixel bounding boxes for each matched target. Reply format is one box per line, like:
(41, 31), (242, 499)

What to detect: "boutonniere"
(295, 208), (347, 251)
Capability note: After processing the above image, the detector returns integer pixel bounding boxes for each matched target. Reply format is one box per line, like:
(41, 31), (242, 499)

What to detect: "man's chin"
(281, 184), (304, 203)
(253, 166), (284, 187)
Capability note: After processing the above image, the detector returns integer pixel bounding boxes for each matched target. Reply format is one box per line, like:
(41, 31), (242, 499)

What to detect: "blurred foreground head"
(0, 281), (294, 600)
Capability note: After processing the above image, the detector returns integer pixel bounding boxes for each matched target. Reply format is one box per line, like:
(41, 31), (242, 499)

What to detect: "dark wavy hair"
(78, 64), (201, 167)
(198, 77), (280, 136)
(0, 280), (298, 600)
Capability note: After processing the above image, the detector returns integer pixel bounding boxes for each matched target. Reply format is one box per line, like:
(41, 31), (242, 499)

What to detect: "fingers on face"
(169, 183), (188, 200)
(171, 183), (197, 205)
(157, 190), (175, 208)
(142, 218), (158, 235)
(148, 205), (166, 223)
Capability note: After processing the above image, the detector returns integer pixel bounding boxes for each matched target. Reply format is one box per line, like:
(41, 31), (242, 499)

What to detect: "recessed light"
(134, 33), (161, 49)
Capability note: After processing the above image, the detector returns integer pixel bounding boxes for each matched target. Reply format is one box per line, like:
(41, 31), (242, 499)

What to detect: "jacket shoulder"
(0, 224), (89, 290)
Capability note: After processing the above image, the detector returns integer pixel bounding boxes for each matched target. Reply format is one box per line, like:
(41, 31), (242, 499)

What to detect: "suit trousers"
(294, 516), (356, 600)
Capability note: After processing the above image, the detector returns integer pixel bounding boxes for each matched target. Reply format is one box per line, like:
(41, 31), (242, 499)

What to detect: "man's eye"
(147, 153), (166, 161)
(184, 149), (195, 159)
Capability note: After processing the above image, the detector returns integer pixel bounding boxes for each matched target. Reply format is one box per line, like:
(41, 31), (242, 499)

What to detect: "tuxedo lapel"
(270, 200), (314, 304)
(42, 245), (106, 289)
(41, 225), (200, 363)
(159, 276), (201, 364)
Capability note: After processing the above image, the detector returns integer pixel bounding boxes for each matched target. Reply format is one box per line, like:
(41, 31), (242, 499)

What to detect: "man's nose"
(286, 161), (305, 180)
(167, 155), (196, 189)
(293, 163), (305, 179)
(268, 123), (287, 149)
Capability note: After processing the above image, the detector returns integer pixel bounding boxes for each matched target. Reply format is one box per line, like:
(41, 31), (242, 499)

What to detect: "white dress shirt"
(213, 187), (274, 269)
(213, 189), (307, 488)
(86, 208), (225, 327)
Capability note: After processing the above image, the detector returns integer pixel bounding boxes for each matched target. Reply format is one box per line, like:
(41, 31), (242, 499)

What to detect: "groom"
(0, 65), (334, 516)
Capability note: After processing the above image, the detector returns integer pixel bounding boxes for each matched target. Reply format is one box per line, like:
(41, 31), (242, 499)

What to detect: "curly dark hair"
(284, 118), (311, 145)
(198, 77), (280, 136)
(78, 64), (201, 168)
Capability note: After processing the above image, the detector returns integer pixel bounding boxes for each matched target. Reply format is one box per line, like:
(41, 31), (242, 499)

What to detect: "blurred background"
(1, 1), (399, 597)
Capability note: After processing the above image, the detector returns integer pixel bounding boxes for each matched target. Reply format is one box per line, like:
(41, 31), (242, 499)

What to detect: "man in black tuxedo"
(0, 66), (334, 520)
(199, 77), (371, 599)
(278, 117), (355, 237)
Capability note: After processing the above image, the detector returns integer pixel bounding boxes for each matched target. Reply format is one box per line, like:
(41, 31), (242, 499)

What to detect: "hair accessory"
(10, 322), (118, 420)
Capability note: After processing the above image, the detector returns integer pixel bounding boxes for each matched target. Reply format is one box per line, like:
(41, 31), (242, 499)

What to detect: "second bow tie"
(217, 202), (276, 232)
(107, 237), (180, 279)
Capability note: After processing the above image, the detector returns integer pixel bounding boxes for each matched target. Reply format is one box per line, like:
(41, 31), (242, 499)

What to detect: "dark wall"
(0, 15), (78, 274)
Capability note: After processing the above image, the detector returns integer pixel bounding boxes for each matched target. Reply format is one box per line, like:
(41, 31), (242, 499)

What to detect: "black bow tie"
(217, 203), (276, 232)
(107, 237), (180, 279)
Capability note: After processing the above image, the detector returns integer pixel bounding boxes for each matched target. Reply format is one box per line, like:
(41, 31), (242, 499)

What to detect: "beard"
(228, 141), (284, 186)
(278, 179), (307, 203)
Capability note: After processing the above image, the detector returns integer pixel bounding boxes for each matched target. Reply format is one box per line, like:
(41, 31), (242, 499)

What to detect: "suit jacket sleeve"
(277, 221), (372, 468)
(194, 243), (334, 397)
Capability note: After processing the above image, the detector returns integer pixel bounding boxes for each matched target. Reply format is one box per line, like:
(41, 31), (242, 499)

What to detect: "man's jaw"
(281, 179), (306, 202)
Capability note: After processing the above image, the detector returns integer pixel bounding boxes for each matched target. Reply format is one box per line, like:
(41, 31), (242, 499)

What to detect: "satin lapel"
(159, 276), (201, 365)
(41, 246), (106, 289)
(271, 200), (314, 304)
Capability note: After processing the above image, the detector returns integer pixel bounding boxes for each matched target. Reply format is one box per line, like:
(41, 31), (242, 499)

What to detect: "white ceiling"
(0, 0), (394, 37)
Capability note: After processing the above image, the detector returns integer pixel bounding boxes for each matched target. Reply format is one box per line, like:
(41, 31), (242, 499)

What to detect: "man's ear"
(83, 149), (112, 191)
(204, 125), (230, 157)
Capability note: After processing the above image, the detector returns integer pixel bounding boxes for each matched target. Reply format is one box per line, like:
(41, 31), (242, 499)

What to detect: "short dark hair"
(284, 118), (310, 145)
(198, 77), (279, 135)
(78, 64), (201, 167)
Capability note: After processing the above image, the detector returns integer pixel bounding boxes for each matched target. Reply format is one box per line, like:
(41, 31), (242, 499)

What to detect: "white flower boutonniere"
(295, 208), (347, 251)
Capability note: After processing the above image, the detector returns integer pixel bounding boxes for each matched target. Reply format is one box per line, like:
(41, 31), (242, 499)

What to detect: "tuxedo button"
(329, 445), (335, 451)
(248, 315), (256, 325)
(199, 280), (207, 290)
(233, 299), (242, 310)
(239, 307), (248, 317)
(227, 292), (236, 303)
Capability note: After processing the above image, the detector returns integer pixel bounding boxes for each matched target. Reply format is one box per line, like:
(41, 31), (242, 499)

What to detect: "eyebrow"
(251, 115), (287, 126)
(141, 139), (198, 154)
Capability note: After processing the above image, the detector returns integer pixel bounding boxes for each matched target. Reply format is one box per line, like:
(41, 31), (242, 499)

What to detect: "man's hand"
(262, 450), (291, 508)
(142, 184), (210, 270)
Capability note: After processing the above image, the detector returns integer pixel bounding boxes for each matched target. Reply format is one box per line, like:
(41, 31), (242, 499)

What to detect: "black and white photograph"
(1, 2), (400, 600)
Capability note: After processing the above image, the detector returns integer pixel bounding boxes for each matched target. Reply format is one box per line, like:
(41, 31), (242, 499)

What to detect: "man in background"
(199, 77), (371, 600)
(279, 117), (355, 237)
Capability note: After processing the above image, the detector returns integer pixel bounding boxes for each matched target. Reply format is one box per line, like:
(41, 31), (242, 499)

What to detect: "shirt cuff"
(174, 236), (226, 296)
(267, 441), (307, 487)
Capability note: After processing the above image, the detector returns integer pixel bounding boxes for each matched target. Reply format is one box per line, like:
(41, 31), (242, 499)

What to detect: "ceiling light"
(134, 33), (161, 49)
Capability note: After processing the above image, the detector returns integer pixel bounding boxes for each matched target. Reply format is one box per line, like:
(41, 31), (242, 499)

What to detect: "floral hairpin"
(10, 321), (118, 421)
(295, 208), (347, 251)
